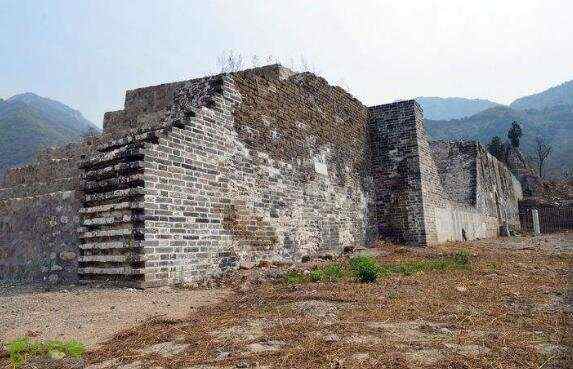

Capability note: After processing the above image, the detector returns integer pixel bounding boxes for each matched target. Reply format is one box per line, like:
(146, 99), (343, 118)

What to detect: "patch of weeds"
(453, 250), (471, 266)
(7, 337), (85, 368)
(310, 264), (344, 282)
(309, 269), (323, 282)
(379, 252), (471, 278)
(285, 271), (306, 285)
(350, 255), (380, 283)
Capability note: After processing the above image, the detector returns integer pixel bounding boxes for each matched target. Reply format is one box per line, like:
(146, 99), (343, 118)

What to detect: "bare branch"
(217, 50), (244, 73)
(534, 136), (552, 179)
(216, 51), (320, 74)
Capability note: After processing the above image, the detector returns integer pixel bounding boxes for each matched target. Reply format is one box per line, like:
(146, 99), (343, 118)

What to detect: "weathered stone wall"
(2, 64), (525, 287)
(432, 204), (500, 242)
(138, 66), (373, 286)
(0, 191), (80, 285)
(367, 100), (430, 245)
(474, 145), (522, 225)
(427, 140), (522, 243)
(0, 139), (102, 285)
(429, 141), (477, 205)
(102, 77), (222, 138)
(368, 103), (522, 245)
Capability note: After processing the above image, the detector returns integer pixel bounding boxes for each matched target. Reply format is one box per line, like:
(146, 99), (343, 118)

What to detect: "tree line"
(487, 121), (552, 179)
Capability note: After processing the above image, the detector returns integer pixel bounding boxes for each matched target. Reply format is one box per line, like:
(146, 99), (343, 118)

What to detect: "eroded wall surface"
(368, 101), (429, 245)
(136, 66), (373, 285)
(366, 104), (522, 246)
(0, 145), (86, 285)
(428, 141), (522, 243)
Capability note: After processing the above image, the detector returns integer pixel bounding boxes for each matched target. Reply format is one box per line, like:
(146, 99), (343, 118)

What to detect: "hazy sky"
(1, 0), (572, 126)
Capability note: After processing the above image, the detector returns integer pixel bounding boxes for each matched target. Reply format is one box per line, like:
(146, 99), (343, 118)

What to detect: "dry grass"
(5, 234), (572, 369)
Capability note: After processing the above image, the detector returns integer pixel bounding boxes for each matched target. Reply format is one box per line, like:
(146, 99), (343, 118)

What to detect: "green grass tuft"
(310, 264), (343, 282)
(6, 337), (85, 368)
(379, 251), (471, 277)
(453, 250), (471, 266)
(285, 251), (471, 285)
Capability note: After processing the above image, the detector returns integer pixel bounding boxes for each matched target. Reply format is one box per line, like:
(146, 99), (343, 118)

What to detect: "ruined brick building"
(0, 65), (522, 287)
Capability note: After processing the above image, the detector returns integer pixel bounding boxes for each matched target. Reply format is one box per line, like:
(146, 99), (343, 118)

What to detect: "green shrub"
(322, 264), (343, 282)
(7, 337), (86, 368)
(350, 255), (380, 283)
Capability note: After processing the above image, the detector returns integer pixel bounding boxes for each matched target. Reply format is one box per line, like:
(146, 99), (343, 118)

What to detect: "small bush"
(350, 255), (380, 283)
(309, 269), (323, 282)
(7, 337), (85, 368)
(322, 264), (343, 282)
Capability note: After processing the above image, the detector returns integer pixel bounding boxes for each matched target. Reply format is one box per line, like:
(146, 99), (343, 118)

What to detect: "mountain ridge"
(425, 103), (572, 178)
(510, 80), (573, 111)
(415, 96), (501, 120)
(0, 93), (100, 182)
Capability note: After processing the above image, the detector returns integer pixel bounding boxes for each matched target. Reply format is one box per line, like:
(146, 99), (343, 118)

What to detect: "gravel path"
(0, 285), (230, 347)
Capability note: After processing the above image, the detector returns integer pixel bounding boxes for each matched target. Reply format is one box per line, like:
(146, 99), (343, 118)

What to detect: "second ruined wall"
(367, 101), (522, 245)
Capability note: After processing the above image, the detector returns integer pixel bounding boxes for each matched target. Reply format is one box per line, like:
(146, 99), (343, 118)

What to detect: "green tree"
(507, 121), (522, 148)
(487, 136), (506, 162)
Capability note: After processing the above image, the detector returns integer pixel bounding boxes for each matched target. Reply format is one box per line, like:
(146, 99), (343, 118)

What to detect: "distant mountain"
(510, 80), (573, 111)
(0, 93), (100, 182)
(416, 97), (500, 120)
(425, 104), (573, 177)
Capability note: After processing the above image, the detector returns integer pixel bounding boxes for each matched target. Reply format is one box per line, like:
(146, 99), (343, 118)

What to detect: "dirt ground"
(1, 233), (571, 368)
(0, 285), (230, 347)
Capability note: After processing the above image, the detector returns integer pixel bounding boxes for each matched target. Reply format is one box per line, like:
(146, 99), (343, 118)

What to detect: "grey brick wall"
(139, 69), (373, 286)
(0, 64), (524, 287)
(368, 100), (429, 245)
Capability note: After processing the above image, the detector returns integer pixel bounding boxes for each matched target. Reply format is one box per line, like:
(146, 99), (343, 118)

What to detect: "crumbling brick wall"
(0, 134), (119, 286)
(0, 143), (88, 285)
(77, 65), (374, 286)
(368, 101), (429, 245)
(474, 145), (522, 225)
(0, 192), (80, 285)
(429, 141), (477, 205)
(112, 66), (374, 286)
(427, 140), (522, 243)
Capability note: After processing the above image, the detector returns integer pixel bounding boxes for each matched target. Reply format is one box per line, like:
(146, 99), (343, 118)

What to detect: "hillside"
(0, 93), (99, 181)
(425, 104), (573, 177)
(510, 80), (573, 111)
(416, 97), (500, 120)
